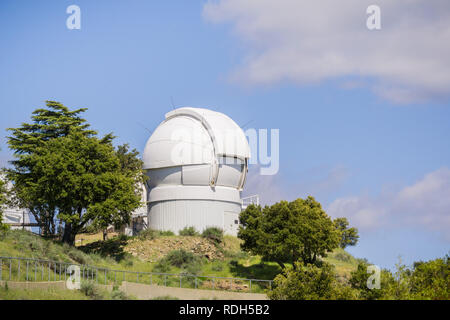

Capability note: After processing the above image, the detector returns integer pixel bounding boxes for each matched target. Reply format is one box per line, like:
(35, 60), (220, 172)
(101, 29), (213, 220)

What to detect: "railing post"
(250, 279), (252, 291)
(18, 260), (20, 281)
(195, 277), (197, 289)
(26, 261), (29, 281)
(179, 275), (182, 288)
(34, 261), (37, 282)
(9, 259), (11, 281)
(48, 262), (50, 281)
(0, 259), (2, 281)
(104, 269), (107, 285)
(137, 272), (139, 283)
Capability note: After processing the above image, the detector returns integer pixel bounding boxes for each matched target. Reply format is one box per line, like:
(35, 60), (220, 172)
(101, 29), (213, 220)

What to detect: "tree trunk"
(103, 229), (107, 241)
(62, 222), (75, 245)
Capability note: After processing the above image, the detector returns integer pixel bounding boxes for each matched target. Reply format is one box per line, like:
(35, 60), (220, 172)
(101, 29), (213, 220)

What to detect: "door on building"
(224, 211), (240, 236)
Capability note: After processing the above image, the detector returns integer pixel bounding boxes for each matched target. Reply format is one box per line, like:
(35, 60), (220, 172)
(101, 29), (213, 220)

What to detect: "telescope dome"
(142, 107), (251, 235)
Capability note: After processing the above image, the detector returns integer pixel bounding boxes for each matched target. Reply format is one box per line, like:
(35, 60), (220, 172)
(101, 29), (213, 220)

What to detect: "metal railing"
(0, 256), (272, 293)
(241, 195), (260, 209)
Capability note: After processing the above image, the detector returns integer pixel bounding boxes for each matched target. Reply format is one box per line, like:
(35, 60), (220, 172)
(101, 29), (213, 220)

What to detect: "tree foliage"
(268, 261), (358, 300)
(408, 256), (449, 300)
(349, 255), (449, 300)
(6, 101), (143, 244)
(333, 217), (359, 249)
(239, 197), (341, 268)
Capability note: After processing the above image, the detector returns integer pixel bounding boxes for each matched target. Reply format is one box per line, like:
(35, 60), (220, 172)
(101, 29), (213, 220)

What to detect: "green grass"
(0, 285), (90, 300)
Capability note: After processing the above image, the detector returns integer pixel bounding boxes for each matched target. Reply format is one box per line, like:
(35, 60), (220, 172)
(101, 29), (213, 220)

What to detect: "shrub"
(349, 262), (394, 300)
(137, 229), (160, 240)
(409, 256), (449, 300)
(153, 259), (171, 273)
(165, 249), (197, 268)
(159, 230), (175, 236)
(154, 249), (203, 275)
(268, 261), (354, 300)
(111, 289), (130, 300)
(179, 226), (199, 236)
(80, 281), (104, 300)
(201, 227), (223, 244)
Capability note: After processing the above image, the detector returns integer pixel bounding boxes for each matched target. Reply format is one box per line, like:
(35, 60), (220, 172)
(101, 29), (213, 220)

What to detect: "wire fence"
(0, 256), (272, 293)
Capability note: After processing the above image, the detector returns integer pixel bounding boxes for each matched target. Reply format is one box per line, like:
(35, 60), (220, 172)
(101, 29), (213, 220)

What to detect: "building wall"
(148, 199), (241, 236)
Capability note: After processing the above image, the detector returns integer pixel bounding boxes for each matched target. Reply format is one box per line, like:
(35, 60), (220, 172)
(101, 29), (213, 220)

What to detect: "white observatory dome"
(143, 107), (250, 236)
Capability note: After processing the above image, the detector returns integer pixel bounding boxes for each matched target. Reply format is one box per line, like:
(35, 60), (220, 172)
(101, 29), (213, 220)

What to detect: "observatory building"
(142, 107), (251, 236)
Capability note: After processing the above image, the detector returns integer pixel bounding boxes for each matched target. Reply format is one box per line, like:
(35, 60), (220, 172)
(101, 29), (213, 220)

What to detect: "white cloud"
(244, 164), (350, 206)
(327, 196), (388, 230)
(203, 0), (450, 103)
(327, 168), (450, 240)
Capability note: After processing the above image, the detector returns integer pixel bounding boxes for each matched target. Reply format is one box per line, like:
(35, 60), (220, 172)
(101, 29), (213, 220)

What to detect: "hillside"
(0, 229), (359, 284)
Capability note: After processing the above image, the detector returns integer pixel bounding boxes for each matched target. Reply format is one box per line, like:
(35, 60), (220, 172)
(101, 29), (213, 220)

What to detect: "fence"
(0, 256), (272, 293)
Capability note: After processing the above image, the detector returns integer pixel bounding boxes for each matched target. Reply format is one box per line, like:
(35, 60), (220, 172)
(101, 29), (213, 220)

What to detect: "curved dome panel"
(165, 108), (250, 160)
(143, 107), (250, 170)
(143, 115), (214, 169)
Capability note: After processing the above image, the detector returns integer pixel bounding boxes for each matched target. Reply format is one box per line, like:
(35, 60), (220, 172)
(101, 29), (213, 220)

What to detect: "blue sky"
(1, 0), (449, 270)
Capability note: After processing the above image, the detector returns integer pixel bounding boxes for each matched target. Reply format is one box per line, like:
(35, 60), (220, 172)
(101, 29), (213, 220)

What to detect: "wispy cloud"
(243, 164), (350, 206)
(203, 0), (450, 104)
(327, 167), (450, 241)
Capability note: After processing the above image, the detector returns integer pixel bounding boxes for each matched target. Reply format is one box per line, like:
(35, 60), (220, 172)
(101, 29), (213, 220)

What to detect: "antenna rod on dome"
(170, 96), (176, 110)
(241, 119), (254, 130)
(136, 121), (152, 134)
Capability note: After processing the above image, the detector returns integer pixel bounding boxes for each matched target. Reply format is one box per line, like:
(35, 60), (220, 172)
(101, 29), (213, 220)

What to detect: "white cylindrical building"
(142, 107), (250, 236)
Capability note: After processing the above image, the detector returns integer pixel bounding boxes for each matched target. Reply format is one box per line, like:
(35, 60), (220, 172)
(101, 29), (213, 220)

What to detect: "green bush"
(111, 289), (131, 300)
(80, 281), (104, 300)
(159, 230), (175, 236)
(153, 259), (172, 273)
(137, 229), (160, 240)
(165, 249), (197, 268)
(201, 227), (223, 244)
(154, 249), (203, 275)
(179, 226), (199, 236)
(268, 261), (356, 300)
(409, 256), (449, 300)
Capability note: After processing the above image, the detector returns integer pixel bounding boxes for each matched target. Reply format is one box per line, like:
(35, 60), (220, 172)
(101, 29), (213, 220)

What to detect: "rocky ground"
(124, 236), (225, 262)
